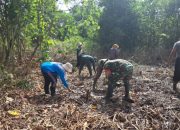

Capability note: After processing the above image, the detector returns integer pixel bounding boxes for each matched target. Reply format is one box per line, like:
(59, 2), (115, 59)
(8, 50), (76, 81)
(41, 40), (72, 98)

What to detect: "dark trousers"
(173, 57), (180, 90)
(173, 57), (180, 82)
(78, 56), (95, 76)
(42, 72), (57, 96)
(79, 61), (93, 76)
(106, 77), (130, 100)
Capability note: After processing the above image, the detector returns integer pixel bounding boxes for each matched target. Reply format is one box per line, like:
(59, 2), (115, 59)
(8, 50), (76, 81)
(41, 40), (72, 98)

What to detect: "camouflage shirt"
(93, 59), (133, 89)
(98, 59), (133, 81)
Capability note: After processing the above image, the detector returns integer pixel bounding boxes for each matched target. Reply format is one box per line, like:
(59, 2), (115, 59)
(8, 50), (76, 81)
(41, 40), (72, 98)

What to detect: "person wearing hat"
(108, 44), (120, 60)
(76, 42), (83, 67)
(93, 59), (134, 103)
(40, 61), (73, 96)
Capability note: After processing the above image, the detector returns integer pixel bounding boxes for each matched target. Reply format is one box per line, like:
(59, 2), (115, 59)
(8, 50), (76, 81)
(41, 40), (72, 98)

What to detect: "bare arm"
(168, 48), (176, 65)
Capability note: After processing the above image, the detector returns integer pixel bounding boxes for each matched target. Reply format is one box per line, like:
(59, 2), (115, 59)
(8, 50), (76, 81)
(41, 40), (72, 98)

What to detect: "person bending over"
(93, 59), (134, 103)
(41, 61), (73, 96)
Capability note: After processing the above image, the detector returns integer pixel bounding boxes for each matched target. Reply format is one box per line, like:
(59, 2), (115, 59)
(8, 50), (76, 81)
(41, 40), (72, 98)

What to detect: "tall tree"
(0, 0), (30, 63)
(98, 0), (138, 51)
(0, 0), (59, 63)
(165, 0), (180, 42)
(56, 0), (102, 51)
(132, 0), (180, 49)
(64, 0), (102, 40)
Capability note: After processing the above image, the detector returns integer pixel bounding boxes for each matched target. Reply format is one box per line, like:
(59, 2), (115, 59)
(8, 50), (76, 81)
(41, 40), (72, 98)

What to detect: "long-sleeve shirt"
(108, 48), (120, 60)
(40, 62), (68, 88)
(94, 59), (133, 84)
(103, 59), (133, 81)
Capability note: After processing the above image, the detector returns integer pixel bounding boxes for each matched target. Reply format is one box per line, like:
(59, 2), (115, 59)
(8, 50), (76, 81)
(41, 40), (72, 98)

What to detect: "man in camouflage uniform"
(93, 59), (134, 103)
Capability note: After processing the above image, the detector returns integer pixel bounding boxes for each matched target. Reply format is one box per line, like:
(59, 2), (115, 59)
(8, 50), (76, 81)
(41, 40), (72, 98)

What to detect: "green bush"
(16, 80), (33, 90)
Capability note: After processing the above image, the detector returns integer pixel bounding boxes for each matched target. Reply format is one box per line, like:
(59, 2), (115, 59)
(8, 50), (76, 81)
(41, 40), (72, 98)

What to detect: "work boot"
(123, 96), (134, 103)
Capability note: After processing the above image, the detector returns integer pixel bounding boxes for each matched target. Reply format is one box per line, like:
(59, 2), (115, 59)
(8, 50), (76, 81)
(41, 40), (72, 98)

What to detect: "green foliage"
(0, 68), (14, 86)
(16, 80), (33, 90)
(73, 0), (102, 40)
(0, 0), (30, 62)
(64, 36), (84, 51)
(98, 0), (139, 51)
(132, 0), (180, 48)
(0, 0), (180, 65)
(0, 64), (5, 73)
(56, 0), (102, 43)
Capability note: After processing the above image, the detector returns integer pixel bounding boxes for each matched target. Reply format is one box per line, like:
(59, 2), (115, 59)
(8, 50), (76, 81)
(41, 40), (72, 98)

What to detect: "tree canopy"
(0, 0), (180, 63)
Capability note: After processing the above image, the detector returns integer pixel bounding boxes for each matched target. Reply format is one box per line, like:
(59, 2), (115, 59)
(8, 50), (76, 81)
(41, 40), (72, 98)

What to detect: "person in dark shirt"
(108, 44), (120, 60)
(76, 43), (83, 67)
(168, 38), (180, 91)
(40, 62), (73, 96)
(76, 43), (96, 77)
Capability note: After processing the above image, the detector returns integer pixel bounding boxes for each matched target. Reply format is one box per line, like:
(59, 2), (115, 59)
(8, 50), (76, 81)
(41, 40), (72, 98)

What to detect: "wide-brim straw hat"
(62, 62), (73, 73)
(112, 44), (119, 48)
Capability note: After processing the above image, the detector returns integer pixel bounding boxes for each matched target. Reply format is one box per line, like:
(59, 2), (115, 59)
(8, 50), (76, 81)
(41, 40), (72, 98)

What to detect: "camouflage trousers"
(105, 65), (133, 100)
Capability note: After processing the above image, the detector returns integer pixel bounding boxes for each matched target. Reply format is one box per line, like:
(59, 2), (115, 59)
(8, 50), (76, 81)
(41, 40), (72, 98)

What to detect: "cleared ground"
(0, 64), (180, 130)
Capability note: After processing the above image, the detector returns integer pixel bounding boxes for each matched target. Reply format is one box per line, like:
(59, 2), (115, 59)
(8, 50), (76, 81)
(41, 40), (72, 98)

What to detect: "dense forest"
(0, 0), (180, 129)
(0, 0), (180, 64)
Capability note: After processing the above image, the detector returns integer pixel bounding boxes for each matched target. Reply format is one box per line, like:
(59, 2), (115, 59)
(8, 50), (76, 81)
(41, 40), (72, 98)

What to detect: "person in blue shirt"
(40, 61), (73, 96)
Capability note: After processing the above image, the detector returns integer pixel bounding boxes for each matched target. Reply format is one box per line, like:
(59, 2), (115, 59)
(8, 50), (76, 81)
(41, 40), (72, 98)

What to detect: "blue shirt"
(40, 62), (68, 88)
